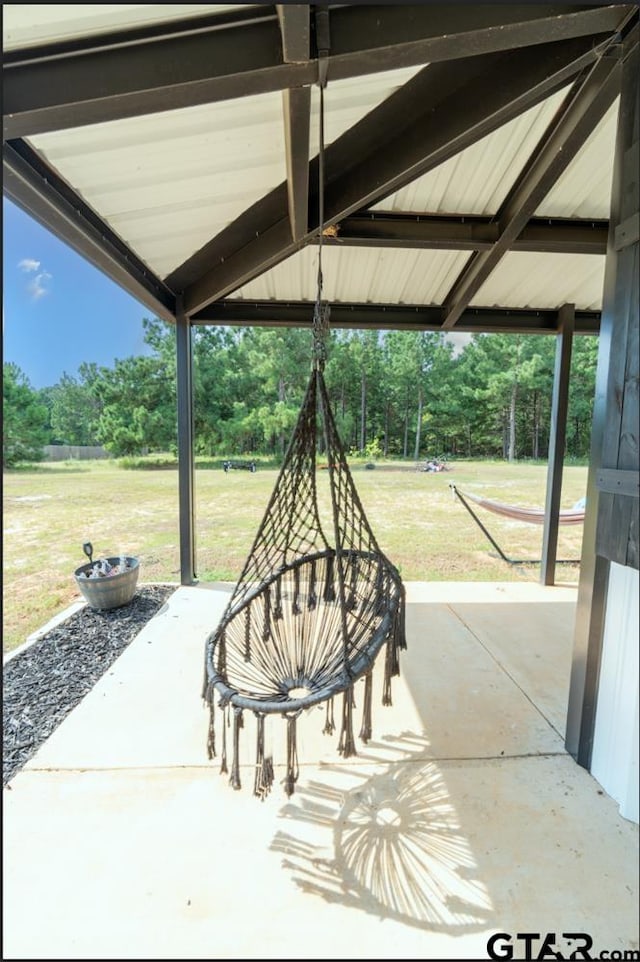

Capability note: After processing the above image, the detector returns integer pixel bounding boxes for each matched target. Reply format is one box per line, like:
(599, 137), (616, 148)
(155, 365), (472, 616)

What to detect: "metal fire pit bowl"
(74, 556), (140, 611)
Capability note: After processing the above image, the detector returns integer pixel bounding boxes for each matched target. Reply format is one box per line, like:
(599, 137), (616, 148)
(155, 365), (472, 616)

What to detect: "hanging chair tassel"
(308, 560), (317, 610)
(359, 670), (373, 743)
(206, 687), (216, 760)
(262, 586), (271, 641)
(382, 591), (406, 707)
(253, 713), (274, 800)
(395, 590), (407, 653)
(346, 555), (358, 611)
(229, 707), (243, 791)
(292, 566), (301, 615)
(244, 606), (252, 662)
(284, 714), (300, 797)
(216, 628), (227, 678)
(338, 687), (357, 758)
(273, 577), (283, 620)
(382, 572), (402, 707)
(396, 591), (407, 651)
(322, 696), (335, 735)
(220, 703), (229, 775)
(382, 622), (401, 707)
(382, 661), (393, 707)
(323, 554), (336, 602)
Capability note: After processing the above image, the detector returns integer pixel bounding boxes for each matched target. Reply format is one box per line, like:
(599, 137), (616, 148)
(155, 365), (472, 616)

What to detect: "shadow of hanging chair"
(202, 360), (406, 799)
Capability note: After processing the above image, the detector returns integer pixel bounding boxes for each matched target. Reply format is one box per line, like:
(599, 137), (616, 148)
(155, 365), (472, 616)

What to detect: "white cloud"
(18, 258), (40, 272)
(28, 271), (52, 300)
(17, 258), (52, 299)
(445, 332), (472, 358)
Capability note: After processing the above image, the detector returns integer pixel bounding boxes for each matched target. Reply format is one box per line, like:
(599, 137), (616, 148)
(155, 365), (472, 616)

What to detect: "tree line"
(3, 318), (598, 467)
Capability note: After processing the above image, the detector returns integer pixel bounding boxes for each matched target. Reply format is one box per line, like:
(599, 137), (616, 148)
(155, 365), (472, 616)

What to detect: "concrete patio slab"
(24, 584), (565, 774)
(3, 582), (638, 960)
(3, 756), (637, 960)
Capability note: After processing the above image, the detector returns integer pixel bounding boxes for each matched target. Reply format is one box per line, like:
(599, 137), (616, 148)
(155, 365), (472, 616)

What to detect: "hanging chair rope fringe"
(220, 704), (228, 775)
(323, 696), (336, 735)
(284, 714), (300, 797)
(360, 670), (373, 743)
(253, 713), (274, 801)
(338, 687), (357, 758)
(229, 707), (243, 790)
(229, 707), (244, 790)
(323, 553), (336, 602)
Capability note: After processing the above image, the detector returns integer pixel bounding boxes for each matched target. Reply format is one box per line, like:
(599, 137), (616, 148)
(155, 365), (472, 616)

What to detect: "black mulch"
(3, 584), (176, 787)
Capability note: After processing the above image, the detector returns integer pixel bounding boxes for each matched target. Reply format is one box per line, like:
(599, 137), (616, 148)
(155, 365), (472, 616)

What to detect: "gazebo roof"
(4, 3), (638, 334)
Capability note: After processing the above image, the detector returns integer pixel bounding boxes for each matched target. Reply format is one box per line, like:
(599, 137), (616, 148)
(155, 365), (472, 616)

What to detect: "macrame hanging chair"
(202, 73), (407, 800)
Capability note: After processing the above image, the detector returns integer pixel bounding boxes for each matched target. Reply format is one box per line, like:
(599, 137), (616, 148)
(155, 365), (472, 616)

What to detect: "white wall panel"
(591, 562), (640, 824)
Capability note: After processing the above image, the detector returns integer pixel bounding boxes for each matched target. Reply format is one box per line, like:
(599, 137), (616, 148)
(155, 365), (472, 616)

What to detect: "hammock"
(202, 77), (406, 800)
(453, 488), (585, 525)
(450, 483), (584, 566)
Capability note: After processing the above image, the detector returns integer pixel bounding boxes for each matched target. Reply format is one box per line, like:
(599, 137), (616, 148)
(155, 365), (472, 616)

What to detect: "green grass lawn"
(2, 457), (587, 654)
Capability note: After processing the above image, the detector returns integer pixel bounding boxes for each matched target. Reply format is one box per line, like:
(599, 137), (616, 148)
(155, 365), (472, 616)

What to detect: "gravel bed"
(3, 584), (176, 786)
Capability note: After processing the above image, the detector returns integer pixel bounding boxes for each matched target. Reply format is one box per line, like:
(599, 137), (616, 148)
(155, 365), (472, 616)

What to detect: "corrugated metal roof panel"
(372, 87), (618, 221)
(370, 86), (571, 216)
(232, 247), (606, 312)
(311, 66), (425, 150)
(471, 252), (606, 311)
(2, 4), (248, 49)
(28, 64), (426, 278)
(231, 246), (472, 305)
(535, 98), (619, 219)
(5, 6), (619, 314)
(30, 92), (286, 277)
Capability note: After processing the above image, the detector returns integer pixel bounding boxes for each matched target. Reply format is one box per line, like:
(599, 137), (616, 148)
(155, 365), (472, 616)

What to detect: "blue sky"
(3, 197), (473, 387)
(3, 199), (158, 390)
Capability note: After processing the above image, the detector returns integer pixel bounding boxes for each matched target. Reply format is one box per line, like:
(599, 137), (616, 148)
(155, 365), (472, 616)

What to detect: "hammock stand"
(450, 483), (584, 566)
(202, 73), (406, 800)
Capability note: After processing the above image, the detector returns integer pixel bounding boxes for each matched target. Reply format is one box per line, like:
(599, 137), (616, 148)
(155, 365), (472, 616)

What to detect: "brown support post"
(176, 296), (196, 585)
(566, 36), (638, 766)
(541, 304), (575, 586)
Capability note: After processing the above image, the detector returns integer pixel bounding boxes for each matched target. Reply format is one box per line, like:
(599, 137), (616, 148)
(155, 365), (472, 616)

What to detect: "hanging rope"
(313, 81), (330, 373)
